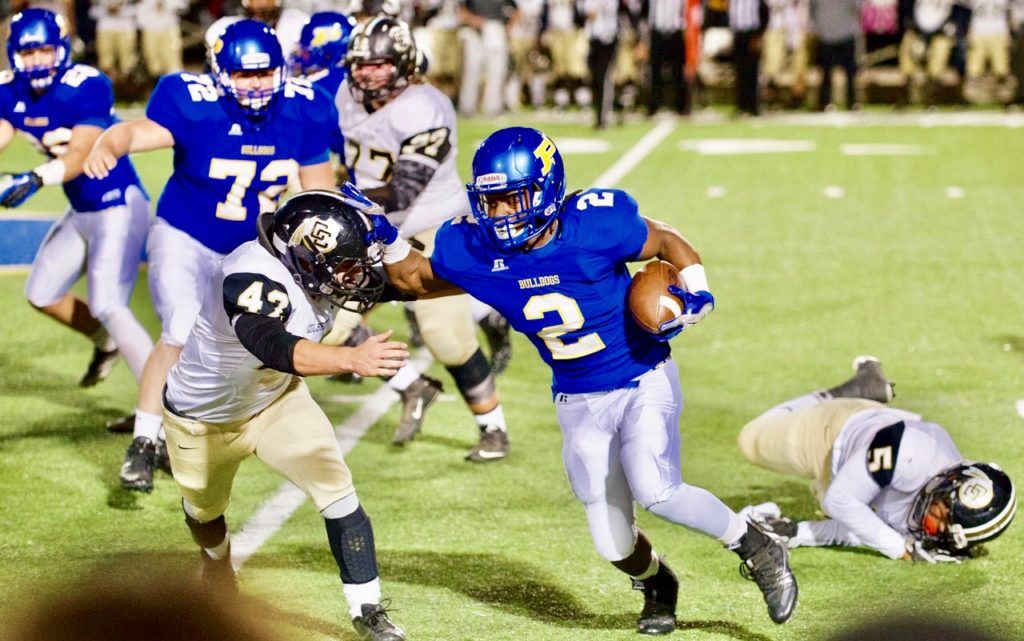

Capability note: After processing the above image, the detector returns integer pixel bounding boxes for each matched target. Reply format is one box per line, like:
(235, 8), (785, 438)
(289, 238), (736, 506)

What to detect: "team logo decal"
(311, 24), (344, 46)
(958, 467), (994, 510)
(476, 172), (507, 187)
(533, 135), (556, 175)
(291, 216), (342, 254)
(213, 38), (224, 55)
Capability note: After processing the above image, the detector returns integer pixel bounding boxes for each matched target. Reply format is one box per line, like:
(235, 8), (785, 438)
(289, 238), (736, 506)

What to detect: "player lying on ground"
(0, 9), (153, 389)
(360, 126), (799, 632)
(83, 19), (336, 492)
(162, 189), (408, 641)
(738, 357), (1016, 562)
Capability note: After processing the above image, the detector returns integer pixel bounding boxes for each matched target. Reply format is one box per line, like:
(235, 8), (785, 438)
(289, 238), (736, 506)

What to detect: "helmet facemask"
(286, 242), (385, 313)
(218, 66), (283, 113)
(13, 45), (65, 90)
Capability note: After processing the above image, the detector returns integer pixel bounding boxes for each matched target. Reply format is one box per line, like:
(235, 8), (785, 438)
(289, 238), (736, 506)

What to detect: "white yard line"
(230, 119), (678, 571)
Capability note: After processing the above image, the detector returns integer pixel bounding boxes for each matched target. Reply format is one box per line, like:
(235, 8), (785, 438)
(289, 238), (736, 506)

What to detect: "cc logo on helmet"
(958, 467), (995, 510)
(291, 217), (341, 254)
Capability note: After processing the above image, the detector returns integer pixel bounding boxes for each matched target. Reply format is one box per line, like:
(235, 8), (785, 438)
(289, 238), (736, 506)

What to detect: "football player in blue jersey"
(291, 11), (356, 157)
(0, 9), (153, 391)
(84, 19), (337, 493)
(361, 127), (800, 632)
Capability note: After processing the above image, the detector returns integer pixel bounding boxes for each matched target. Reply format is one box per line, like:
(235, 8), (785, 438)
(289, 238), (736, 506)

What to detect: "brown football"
(628, 260), (683, 335)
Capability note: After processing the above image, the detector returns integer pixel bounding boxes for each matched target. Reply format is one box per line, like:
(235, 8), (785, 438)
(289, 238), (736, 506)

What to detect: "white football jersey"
(818, 409), (964, 558)
(165, 240), (335, 423)
(335, 80), (470, 238)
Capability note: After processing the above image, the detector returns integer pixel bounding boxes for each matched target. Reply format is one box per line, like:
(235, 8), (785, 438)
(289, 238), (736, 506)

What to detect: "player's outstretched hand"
(0, 171), (42, 208)
(905, 539), (963, 564)
(345, 330), (409, 377)
(82, 147), (118, 179)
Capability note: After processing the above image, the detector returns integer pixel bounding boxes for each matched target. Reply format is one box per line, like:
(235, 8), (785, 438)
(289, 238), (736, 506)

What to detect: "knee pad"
(415, 296), (478, 366)
(324, 505), (379, 584)
(585, 499), (639, 562)
(446, 348), (495, 405)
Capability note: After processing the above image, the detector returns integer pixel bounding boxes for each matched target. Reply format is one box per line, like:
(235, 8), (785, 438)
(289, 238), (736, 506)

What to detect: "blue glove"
(335, 181), (398, 246)
(0, 171), (43, 208)
(364, 211), (400, 246)
(657, 286), (715, 340)
(337, 181), (380, 213)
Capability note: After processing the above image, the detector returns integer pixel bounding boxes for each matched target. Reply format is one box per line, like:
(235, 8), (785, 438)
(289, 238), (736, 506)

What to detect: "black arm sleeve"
(361, 158), (437, 213)
(234, 313), (303, 375)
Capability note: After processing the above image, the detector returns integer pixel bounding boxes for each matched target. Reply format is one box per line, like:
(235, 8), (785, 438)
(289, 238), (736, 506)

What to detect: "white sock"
(469, 298), (493, 323)
(721, 511), (750, 548)
(474, 405), (506, 432)
(102, 306), (154, 381)
(387, 364), (421, 392)
(205, 531), (231, 561)
(89, 325), (116, 352)
(343, 578), (382, 620)
(133, 409), (162, 442)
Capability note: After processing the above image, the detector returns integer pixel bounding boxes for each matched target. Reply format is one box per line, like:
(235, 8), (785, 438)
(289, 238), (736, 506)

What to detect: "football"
(628, 260), (683, 335)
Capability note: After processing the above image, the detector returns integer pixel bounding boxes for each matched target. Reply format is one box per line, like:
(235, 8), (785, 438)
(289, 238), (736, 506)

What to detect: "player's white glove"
(737, 502), (782, 523)
(906, 539), (963, 564)
(0, 171), (43, 208)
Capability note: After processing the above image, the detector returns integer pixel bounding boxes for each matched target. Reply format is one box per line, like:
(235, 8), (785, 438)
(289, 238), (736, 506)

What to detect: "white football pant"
(24, 185), (153, 380)
(556, 359), (743, 561)
(146, 218), (226, 347)
(458, 21), (509, 117)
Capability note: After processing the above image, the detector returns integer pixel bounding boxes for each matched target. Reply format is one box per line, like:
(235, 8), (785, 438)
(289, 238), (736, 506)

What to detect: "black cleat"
(465, 426), (510, 462)
(119, 436), (156, 492)
(761, 516), (798, 541)
(154, 438), (172, 475)
(198, 548), (237, 593)
(80, 346), (120, 388)
(480, 310), (512, 375)
(633, 561), (678, 635)
(392, 375), (443, 444)
(106, 413), (135, 433)
(827, 356), (894, 403)
(736, 521), (799, 624)
(352, 603), (406, 641)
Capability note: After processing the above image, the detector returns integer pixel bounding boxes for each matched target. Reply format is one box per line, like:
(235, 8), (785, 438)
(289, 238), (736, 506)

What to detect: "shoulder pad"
(866, 422), (906, 487)
(222, 272), (293, 322)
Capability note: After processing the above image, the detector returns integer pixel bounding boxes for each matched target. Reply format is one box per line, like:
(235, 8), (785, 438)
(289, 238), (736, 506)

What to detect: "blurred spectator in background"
(2, 565), (285, 641)
(613, 0), (643, 117)
(458, 0), (519, 116)
(729, 0), (768, 115)
(541, 0), (589, 109)
(644, 0), (691, 115)
(810, 0), (861, 110)
(506, 0), (545, 109)
(1012, 0), (1024, 104)
(90, 0), (137, 83)
(205, 0), (308, 67)
(762, 0), (811, 107)
(583, 0), (619, 127)
(137, 0), (187, 78)
(897, 0), (956, 106)
(964, 0), (1011, 95)
(417, 0), (464, 99)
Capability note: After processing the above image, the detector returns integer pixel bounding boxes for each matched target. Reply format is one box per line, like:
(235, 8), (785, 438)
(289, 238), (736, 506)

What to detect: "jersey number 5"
(523, 293), (605, 360)
(209, 158), (299, 220)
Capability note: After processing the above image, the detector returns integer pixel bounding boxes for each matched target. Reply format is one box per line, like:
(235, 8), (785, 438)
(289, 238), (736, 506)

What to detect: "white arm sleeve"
(821, 454), (908, 559)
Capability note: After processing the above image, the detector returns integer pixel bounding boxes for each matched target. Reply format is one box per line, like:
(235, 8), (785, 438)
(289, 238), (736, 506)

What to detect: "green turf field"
(1, 113), (1022, 640)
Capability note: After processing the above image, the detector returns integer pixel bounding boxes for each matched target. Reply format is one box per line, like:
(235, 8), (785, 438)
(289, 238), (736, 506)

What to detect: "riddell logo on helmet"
(476, 173), (507, 187)
(291, 217), (341, 254)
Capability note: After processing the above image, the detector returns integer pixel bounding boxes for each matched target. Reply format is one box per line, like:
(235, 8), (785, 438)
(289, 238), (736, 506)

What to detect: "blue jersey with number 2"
(0, 65), (143, 212)
(432, 188), (670, 395)
(146, 72), (335, 254)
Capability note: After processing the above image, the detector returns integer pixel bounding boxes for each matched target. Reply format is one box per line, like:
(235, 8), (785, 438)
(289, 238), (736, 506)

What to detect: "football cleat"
(465, 426), (509, 463)
(761, 516), (799, 541)
(633, 561), (678, 635)
(352, 603), (406, 641)
(198, 548), (237, 593)
(154, 438), (172, 475)
(480, 310), (512, 375)
(119, 436), (156, 493)
(392, 375), (443, 444)
(105, 413), (135, 434)
(79, 346), (120, 388)
(827, 356), (894, 403)
(736, 521), (799, 624)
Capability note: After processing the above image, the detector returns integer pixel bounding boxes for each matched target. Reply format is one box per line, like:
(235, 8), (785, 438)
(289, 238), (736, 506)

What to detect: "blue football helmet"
(213, 19), (285, 117)
(7, 9), (71, 91)
(291, 11), (356, 78)
(466, 127), (567, 252)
